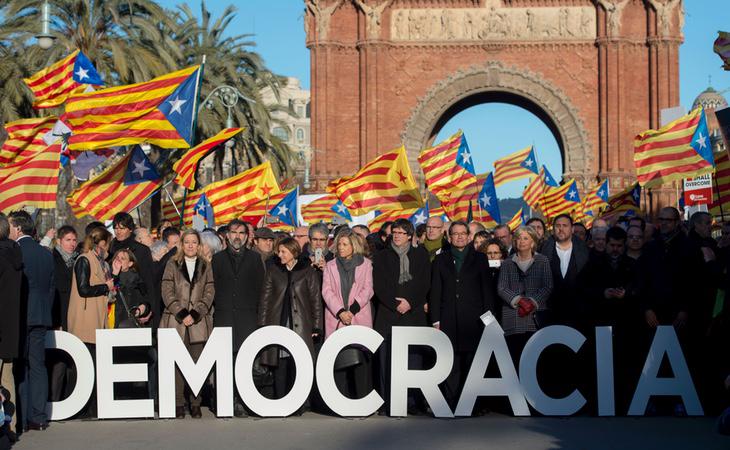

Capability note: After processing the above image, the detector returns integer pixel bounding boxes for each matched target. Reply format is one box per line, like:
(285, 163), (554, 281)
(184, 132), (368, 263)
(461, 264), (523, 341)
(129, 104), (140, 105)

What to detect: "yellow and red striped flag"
(572, 205), (595, 229)
(0, 143), (61, 213)
(62, 65), (201, 151)
(23, 50), (104, 109)
(161, 193), (184, 222)
(506, 208), (526, 232)
(430, 205), (446, 219)
(239, 188), (293, 224)
(67, 147), (161, 220)
(582, 179), (610, 213)
(368, 207), (419, 231)
(173, 127), (243, 190)
(710, 149), (730, 218)
(418, 130), (478, 221)
(601, 183), (642, 221)
(714, 31), (730, 71)
(0, 117), (58, 166)
(493, 145), (539, 186)
(331, 146), (423, 215)
(541, 179), (581, 219)
(301, 194), (338, 224)
(181, 161), (280, 226)
(634, 107), (714, 187)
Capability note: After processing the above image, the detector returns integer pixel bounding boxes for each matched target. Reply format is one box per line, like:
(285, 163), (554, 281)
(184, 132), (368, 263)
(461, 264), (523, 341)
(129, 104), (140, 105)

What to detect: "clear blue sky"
(160, 0), (730, 197)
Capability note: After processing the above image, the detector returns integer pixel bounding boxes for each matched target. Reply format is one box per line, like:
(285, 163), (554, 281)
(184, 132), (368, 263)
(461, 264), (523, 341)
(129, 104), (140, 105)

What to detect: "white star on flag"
(75, 67), (89, 81)
(695, 132), (707, 149)
(132, 160), (149, 178)
(480, 193), (491, 206)
(461, 151), (472, 165)
(168, 97), (187, 115)
(413, 211), (428, 224)
(335, 203), (346, 213)
(597, 189), (604, 198)
(568, 189), (577, 199)
(524, 158), (534, 167)
(276, 204), (289, 216)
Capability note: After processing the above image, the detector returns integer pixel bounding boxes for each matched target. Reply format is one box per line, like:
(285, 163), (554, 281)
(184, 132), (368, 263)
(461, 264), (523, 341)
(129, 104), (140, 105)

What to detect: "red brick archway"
(305, 0), (683, 207)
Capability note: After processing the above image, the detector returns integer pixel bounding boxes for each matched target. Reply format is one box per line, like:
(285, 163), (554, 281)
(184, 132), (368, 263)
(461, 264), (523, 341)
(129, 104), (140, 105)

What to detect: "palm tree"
(169, 2), (294, 180)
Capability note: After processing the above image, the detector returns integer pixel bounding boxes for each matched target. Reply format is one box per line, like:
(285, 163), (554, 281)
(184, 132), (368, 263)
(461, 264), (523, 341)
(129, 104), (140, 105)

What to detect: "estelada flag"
(0, 143), (61, 213)
(173, 127), (243, 190)
(67, 146), (161, 220)
(634, 107), (714, 187)
(0, 116), (58, 166)
(541, 179), (581, 219)
(62, 65), (201, 151)
(714, 31), (730, 71)
(583, 179), (610, 213)
(181, 161), (280, 226)
(330, 146), (422, 216)
(301, 194), (338, 224)
(493, 145), (539, 187)
(24, 50), (103, 109)
(710, 149), (730, 219)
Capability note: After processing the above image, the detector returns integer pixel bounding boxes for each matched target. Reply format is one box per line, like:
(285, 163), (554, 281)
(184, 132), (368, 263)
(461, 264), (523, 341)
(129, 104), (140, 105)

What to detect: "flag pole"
(128, 179), (175, 216)
(163, 185), (183, 220)
(262, 193), (271, 226)
(179, 54), (207, 227)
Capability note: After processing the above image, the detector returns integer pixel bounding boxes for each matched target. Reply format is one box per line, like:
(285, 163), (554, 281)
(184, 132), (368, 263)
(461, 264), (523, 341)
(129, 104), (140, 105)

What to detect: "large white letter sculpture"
(96, 328), (154, 418)
(628, 326), (703, 416)
(316, 325), (384, 416)
(390, 326), (454, 417)
(235, 326), (314, 417)
(158, 327), (233, 418)
(520, 325), (587, 415)
(455, 312), (530, 416)
(45, 331), (95, 420)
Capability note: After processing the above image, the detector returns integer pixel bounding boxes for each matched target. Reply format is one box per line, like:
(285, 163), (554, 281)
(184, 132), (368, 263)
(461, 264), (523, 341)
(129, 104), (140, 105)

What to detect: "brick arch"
(401, 62), (592, 182)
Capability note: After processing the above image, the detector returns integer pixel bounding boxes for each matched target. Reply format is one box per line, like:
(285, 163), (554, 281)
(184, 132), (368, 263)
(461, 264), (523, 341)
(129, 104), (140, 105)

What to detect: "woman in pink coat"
(322, 229), (374, 400)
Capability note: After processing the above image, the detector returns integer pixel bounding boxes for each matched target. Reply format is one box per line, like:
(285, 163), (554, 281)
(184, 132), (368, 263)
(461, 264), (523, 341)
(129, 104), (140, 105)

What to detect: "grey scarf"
(336, 254), (364, 310)
(391, 241), (412, 285)
(55, 245), (78, 269)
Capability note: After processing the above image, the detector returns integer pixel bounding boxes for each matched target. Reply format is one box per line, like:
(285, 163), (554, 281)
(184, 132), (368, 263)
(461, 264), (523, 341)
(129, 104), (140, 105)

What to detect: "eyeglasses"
(627, 235), (643, 240)
(450, 232), (468, 237)
(391, 231), (408, 236)
(293, 234), (308, 238)
(311, 238), (327, 242)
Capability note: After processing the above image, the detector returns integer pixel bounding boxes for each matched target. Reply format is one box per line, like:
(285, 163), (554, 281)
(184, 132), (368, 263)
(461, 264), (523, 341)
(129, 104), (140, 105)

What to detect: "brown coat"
(67, 251), (109, 344)
(160, 257), (215, 344)
(258, 258), (322, 367)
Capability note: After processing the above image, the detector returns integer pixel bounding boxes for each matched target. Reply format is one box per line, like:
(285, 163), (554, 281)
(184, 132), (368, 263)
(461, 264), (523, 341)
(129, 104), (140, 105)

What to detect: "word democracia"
(46, 316), (702, 419)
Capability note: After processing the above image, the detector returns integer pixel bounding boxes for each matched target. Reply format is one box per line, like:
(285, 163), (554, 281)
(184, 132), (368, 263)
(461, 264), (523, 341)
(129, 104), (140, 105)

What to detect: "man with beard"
(212, 219), (265, 417)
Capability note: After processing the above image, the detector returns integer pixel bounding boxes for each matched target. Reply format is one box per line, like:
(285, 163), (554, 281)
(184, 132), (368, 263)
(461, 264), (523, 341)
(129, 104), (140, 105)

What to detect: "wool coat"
(258, 257), (322, 367)
(321, 257), (374, 338)
(212, 247), (265, 350)
(372, 245), (431, 336)
(430, 246), (494, 352)
(67, 251), (111, 344)
(160, 257), (215, 344)
(497, 253), (553, 336)
(17, 236), (55, 328)
(0, 239), (23, 359)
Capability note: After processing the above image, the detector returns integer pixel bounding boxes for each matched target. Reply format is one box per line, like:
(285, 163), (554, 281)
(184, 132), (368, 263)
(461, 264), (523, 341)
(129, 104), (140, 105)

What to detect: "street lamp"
(36, 0), (56, 49)
(202, 85), (255, 175)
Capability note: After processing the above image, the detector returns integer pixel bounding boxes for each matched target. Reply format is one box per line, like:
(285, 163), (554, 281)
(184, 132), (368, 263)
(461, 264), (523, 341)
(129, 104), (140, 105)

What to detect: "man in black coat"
(108, 212), (155, 301)
(212, 219), (265, 416)
(430, 221), (493, 408)
(8, 211), (54, 431)
(0, 213), (22, 438)
(372, 219), (430, 414)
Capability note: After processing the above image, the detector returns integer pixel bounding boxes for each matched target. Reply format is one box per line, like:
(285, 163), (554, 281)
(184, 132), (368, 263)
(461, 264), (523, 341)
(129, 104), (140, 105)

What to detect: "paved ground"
(12, 411), (728, 450)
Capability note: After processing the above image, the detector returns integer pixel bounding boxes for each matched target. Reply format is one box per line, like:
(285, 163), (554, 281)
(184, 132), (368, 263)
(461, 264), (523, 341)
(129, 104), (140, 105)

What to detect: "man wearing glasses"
(422, 216), (447, 262)
(306, 223), (333, 271)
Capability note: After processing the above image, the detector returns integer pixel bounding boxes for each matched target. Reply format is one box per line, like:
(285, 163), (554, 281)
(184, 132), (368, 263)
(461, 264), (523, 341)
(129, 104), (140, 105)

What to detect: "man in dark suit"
(212, 219), (264, 417)
(430, 221), (493, 409)
(372, 218), (431, 415)
(8, 211), (54, 431)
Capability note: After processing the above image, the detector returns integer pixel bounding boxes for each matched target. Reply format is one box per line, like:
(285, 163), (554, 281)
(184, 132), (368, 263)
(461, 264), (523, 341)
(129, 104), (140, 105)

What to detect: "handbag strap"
(116, 289), (140, 327)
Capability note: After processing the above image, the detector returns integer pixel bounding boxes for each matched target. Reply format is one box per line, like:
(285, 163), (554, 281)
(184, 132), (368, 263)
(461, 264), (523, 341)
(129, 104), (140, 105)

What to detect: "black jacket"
(18, 236), (55, 328)
(372, 244), (431, 336)
(638, 231), (704, 323)
(109, 236), (155, 306)
(582, 252), (639, 329)
(114, 270), (150, 327)
(540, 235), (590, 328)
(0, 239), (23, 359)
(212, 247), (265, 350)
(52, 249), (76, 330)
(430, 246), (494, 352)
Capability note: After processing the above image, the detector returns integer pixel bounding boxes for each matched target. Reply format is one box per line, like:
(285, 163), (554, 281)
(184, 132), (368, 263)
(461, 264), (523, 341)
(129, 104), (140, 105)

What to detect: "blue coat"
(18, 237), (55, 327)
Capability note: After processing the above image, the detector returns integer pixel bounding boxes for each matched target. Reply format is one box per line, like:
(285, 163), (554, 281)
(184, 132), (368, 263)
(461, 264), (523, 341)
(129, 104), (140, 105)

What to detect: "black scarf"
(336, 254), (364, 310)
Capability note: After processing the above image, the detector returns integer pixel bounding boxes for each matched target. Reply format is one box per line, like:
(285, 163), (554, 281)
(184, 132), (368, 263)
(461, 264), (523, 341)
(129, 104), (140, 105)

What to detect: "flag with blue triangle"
(542, 165), (559, 187)
(194, 193), (215, 227)
(157, 69), (199, 146)
(477, 172), (501, 224)
(269, 187), (299, 226)
(409, 203), (430, 226)
(331, 200), (352, 221)
(124, 146), (160, 186)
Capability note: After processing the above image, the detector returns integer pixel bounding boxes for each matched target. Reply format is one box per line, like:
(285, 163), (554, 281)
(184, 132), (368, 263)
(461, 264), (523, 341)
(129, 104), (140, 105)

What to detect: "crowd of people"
(0, 206), (729, 445)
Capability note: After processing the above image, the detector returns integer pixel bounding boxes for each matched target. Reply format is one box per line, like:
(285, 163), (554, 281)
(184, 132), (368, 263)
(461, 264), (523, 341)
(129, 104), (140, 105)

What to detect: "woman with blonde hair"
(160, 229), (215, 419)
(321, 230), (374, 401)
(497, 225), (553, 361)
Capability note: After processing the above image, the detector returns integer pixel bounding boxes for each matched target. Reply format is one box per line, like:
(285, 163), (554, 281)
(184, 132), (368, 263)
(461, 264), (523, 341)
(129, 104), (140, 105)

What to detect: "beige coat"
(160, 257), (215, 344)
(67, 251), (109, 344)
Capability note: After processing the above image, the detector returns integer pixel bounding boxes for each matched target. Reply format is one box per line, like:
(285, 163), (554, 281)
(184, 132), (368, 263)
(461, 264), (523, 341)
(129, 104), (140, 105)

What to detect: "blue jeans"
(18, 326), (48, 427)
